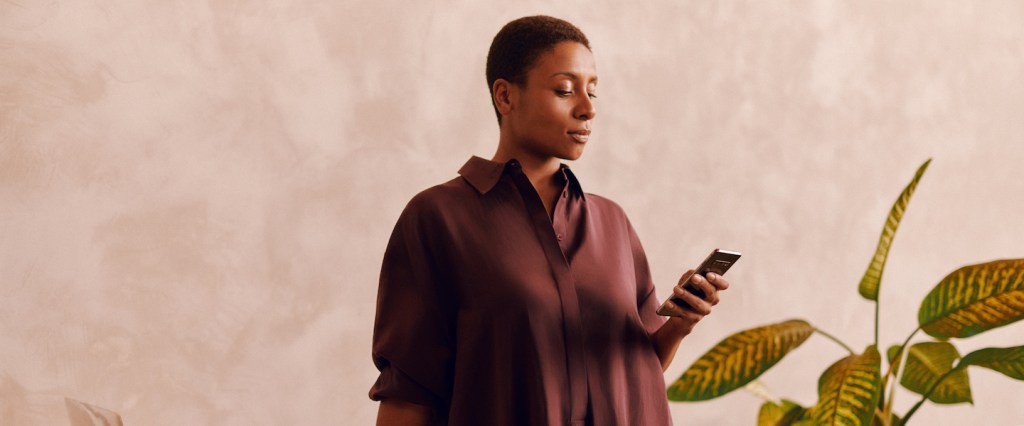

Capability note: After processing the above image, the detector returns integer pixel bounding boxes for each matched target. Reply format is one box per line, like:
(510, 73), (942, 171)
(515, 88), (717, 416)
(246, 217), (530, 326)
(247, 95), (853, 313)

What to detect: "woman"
(370, 16), (729, 426)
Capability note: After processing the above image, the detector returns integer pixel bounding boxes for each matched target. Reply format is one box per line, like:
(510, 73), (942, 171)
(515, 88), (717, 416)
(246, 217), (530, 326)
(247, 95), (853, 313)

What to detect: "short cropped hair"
(486, 16), (591, 125)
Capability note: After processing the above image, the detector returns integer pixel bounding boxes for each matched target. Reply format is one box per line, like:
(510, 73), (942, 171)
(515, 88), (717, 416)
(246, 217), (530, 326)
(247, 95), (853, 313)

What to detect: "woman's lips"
(568, 130), (590, 143)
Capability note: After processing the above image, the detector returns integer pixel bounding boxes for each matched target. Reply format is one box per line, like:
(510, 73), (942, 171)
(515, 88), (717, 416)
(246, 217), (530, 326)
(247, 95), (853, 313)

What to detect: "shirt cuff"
(369, 363), (443, 410)
(639, 286), (669, 337)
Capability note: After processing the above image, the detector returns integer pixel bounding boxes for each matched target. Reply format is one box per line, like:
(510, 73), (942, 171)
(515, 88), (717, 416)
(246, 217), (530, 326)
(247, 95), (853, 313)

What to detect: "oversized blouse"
(369, 156), (672, 425)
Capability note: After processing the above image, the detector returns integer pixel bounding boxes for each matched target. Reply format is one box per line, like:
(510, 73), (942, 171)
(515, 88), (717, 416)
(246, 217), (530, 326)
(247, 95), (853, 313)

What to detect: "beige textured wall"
(2, 1), (1022, 425)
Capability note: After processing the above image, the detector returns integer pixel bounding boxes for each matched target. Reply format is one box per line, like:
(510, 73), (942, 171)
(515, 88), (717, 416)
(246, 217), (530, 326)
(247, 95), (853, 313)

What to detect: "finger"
(660, 300), (687, 318)
(683, 310), (705, 323)
(672, 287), (713, 316)
(675, 309), (704, 326)
(689, 274), (719, 305)
(706, 272), (730, 291)
(672, 284), (697, 300)
(676, 269), (696, 287)
(660, 295), (690, 318)
(663, 298), (705, 322)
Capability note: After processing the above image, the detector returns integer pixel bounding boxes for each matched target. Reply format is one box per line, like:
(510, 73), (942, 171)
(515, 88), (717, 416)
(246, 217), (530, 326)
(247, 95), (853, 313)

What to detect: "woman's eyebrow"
(549, 71), (598, 83)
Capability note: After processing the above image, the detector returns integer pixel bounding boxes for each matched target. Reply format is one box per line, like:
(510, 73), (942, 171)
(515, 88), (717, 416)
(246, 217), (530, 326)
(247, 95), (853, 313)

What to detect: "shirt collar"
(458, 156), (585, 199)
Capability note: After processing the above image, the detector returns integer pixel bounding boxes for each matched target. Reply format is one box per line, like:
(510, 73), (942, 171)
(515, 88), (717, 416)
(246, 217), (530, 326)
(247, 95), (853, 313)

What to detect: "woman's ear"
(492, 79), (515, 117)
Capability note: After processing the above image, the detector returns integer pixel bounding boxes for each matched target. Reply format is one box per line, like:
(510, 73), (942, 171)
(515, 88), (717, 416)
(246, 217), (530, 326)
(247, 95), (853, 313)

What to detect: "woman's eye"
(588, 93), (598, 99)
(555, 90), (572, 97)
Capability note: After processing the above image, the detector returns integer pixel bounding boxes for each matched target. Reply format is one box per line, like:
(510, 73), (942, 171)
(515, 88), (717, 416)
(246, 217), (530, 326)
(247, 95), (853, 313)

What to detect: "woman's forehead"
(529, 42), (598, 82)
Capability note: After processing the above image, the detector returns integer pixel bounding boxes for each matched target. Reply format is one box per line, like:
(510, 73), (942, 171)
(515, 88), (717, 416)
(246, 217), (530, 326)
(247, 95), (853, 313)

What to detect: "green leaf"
(667, 319), (815, 401)
(784, 406), (816, 426)
(918, 259), (1024, 339)
(858, 159), (931, 301)
(808, 346), (883, 426)
(899, 342), (972, 404)
(870, 411), (901, 426)
(776, 404), (808, 426)
(958, 345), (1024, 380)
(887, 344), (904, 377)
(758, 399), (804, 426)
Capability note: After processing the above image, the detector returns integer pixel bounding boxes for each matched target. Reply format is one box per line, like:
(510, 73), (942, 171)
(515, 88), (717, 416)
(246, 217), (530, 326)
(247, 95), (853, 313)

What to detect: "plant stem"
(883, 369), (898, 424)
(874, 302), (886, 418)
(884, 327), (921, 381)
(879, 327), (921, 425)
(898, 365), (960, 425)
(813, 327), (855, 355)
(874, 299), (880, 352)
(878, 326), (921, 423)
(742, 380), (780, 404)
(900, 398), (925, 426)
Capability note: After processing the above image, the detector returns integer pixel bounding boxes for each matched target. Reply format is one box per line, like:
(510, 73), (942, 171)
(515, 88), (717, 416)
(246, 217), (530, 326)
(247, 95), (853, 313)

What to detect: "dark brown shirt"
(370, 156), (671, 425)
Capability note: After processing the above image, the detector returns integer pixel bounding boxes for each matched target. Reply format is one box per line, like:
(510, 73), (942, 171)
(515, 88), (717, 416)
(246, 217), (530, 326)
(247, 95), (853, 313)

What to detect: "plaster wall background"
(2, 1), (1023, 424)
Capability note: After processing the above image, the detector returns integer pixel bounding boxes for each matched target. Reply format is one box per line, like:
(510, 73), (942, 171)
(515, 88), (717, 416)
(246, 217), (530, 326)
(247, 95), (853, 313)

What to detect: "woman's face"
(505, 41), (597, 162)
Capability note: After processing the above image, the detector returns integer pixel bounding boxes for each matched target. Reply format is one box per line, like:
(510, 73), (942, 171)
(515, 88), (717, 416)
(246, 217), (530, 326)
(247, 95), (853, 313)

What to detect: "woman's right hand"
(660, 269), (730, 334)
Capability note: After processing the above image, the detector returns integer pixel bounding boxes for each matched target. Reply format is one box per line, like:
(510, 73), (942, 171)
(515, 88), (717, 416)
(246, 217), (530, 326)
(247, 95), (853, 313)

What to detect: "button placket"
(508, 167), (589, 423)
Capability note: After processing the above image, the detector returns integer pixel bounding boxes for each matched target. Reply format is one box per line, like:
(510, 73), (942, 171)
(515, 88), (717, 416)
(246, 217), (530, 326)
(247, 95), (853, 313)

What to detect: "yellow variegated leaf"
(776, 406), (808, 426)
(667, 319), (814, 401)
(758, 399), (803, 426)
(899, 342), (972, 404)
(809, 346), (882, 426)
(859, 159), (931, 301)
(918, 259), (1024, 339)
(959, 345), (1024, 380)
(791, 407), (816, 426)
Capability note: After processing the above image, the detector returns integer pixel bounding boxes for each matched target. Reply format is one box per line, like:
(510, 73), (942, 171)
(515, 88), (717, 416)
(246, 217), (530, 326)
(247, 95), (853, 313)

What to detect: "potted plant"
(667, 159), (1024, 425)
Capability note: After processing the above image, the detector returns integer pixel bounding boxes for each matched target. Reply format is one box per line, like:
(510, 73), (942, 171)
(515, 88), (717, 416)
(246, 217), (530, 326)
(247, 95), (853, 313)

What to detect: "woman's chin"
(560, 146), (585, 161)
(558, 153), (582, 162)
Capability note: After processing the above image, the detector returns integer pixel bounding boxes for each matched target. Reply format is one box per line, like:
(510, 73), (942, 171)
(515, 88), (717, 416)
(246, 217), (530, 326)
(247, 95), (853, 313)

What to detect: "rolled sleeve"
(369, 196), (454, 413)
(626, 219), (668, 337)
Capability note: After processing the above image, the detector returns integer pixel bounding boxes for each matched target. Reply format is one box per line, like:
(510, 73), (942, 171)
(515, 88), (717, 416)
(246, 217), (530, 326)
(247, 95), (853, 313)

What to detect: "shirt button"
(556, 234), (564, 241)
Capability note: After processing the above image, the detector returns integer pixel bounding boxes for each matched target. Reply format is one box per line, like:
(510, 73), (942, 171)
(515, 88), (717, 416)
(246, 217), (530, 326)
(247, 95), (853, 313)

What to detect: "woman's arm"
(651, 272), (730, 370)
(376, 399), (432, 426)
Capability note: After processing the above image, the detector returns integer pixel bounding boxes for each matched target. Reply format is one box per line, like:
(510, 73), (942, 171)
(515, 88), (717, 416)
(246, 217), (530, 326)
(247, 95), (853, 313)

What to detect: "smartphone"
(656, 249), (742, 316)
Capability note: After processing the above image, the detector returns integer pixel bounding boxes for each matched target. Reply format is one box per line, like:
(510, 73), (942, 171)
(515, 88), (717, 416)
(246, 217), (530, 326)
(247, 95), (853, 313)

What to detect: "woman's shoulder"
(582, 192), (638, 231)
(584, 192), (628, 217)
(398, 176), (475, 219)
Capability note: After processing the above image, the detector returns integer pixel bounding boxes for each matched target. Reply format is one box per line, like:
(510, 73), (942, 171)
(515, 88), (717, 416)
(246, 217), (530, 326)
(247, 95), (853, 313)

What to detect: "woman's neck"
(491, 145), (561, 191)
(491, 143), (565, 218)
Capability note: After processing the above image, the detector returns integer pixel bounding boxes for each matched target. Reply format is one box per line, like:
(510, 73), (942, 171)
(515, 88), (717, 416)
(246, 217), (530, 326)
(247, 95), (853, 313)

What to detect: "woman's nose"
(574, 94), (596, 120)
